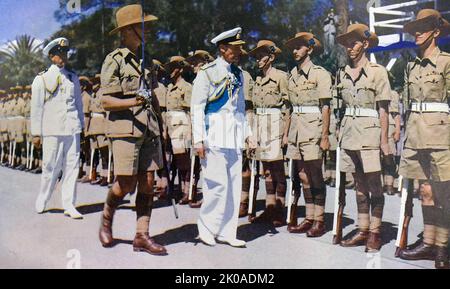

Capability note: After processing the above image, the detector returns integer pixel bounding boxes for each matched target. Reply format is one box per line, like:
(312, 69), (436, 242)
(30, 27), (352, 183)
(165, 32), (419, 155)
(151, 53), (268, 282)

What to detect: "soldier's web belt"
(292, 106), (320, 114)
(256, 107), (281, 115)
(345, 107), (378, 118)
(409, 102), (449, 113)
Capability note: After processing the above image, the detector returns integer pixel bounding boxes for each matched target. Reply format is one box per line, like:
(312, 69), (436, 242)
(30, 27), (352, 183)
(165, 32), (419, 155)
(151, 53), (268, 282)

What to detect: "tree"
(0, 35), (45, 88)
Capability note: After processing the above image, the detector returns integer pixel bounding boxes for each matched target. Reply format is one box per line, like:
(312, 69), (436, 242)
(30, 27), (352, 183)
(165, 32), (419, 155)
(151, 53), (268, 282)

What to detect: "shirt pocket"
(356, 84), (376, 107)
(423, 73), (444, 101)
(422, 113), (450, 146)
(121, 74), (140, 96)
(360, 117), (381, 148)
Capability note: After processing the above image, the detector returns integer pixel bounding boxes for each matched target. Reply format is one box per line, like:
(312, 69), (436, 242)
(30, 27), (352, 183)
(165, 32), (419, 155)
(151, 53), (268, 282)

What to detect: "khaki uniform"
(0, 99), (8, 143)
(23, 95), (32, 143)
(388, 90), (400, 155)
(88, 88), (108, 149)
(82, 91), (91, 136)
(6, 97), (15, 142)
(399, 48), (450, 182)
(337, 61), (391, 173)
(101, 47), (163, 176)
(286, 62), (332, 161)
(252, 67), (289, 161)
(13, 96), (26, 143)
(166, 78), (192, 155)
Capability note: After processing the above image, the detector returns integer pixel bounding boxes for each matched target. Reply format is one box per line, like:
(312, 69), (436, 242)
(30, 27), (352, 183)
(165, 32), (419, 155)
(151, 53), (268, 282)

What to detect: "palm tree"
(0, 35), (45, 87)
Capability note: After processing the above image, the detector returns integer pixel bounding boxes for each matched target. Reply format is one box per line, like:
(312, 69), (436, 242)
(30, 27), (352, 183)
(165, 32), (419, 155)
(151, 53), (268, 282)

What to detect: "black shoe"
(16, 164), (26, 171)
(398, 242), (436, 261)
(329, 179), (336, 188)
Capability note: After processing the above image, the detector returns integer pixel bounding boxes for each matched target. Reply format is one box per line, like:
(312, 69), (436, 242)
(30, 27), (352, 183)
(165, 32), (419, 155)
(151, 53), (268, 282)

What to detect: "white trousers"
(198, 148), (242, 241)
(36, 134), (80, 210)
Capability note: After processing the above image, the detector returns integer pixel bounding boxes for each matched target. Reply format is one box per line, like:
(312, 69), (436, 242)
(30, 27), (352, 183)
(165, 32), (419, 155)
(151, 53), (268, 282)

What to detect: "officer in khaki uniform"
(335, 24), (391, 252)
(236, 48), (257, 218)
(78, 76), (92, 183)
(22, 86), (32, 171)
(284, 32), (332, 237)
(98, 4), (167, 255)
(383, 87), (401, 195)
(397, 9), (450, 269)
(87, 74), (109, 186)
(248, 40), (290, 227)
(164, 56), (195, 205)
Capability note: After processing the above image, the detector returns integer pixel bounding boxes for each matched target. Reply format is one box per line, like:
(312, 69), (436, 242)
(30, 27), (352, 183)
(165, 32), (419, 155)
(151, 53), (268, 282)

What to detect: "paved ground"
(0, 166), (435, 269)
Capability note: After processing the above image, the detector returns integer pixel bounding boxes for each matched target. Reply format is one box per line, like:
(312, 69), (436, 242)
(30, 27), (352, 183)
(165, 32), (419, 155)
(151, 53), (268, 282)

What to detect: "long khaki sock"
(136, 193), (154, 234)
(435, 227), (449, 248)
(266, 193), (276, 207)
(369, 217), (382, 234)
(314, 205), (324, 222)
(358, 213), (370, 232)
(423, 224), (437, 246)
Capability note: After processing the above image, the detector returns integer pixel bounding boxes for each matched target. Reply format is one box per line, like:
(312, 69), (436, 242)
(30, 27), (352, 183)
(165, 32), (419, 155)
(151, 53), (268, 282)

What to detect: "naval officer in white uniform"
(192, 28), (255, 247)
(31, 38), (84, 219)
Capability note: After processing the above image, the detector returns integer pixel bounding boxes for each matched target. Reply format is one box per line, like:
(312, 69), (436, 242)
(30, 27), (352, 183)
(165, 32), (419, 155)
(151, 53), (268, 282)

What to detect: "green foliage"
(0, 35), (46, 87)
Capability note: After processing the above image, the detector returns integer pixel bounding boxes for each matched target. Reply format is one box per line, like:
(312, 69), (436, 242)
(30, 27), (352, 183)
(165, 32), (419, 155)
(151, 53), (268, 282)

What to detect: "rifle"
(286, 159), (299, 224)
(395, 62), (414, 256)
(188, 147), (196, 202)
(137, 2), (178, 218)
(332, 68), (347, 245)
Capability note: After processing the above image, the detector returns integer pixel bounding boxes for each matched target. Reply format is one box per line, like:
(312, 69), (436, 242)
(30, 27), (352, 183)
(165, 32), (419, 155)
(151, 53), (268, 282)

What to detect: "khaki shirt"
(87, 88), (106, 135)
(101, 47), (160, 138)
(10, 97), (22, 117)
(166, 78), (192, 153)
(0, 101), (6, 132)
(404, 48), (450, 149)
(252, 67), (289, 161)
(288, 61), (332, 144)
(389, 90), (400, 136)
(337, 61), (391, 150)
(23, 96), (31, 118)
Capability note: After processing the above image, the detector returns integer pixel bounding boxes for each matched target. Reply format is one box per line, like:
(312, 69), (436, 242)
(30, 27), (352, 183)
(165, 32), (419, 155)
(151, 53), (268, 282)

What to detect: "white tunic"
(191, 57), (251, 150)
(31, 64), (84, 136)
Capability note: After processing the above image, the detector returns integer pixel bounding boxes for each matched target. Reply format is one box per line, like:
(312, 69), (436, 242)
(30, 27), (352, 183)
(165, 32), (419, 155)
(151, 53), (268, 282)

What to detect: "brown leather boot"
(239, 202), (248, 218)
(250, 205), (275, 224)
(288, 219), (313, 234)
(399, 242), (436, 261)
(272, 201), (286, 227)
(340, 230), (369, 247)
(133, 233), (167, 256)
(179, 194), (189, 205)
(99, 177), (108, 187)
(99, 207), (115, 247)
(435, 246), (450, 269)
(90, 170), (98, 185)
(307, 221), (325, 238)
(366, 232), (382, 252)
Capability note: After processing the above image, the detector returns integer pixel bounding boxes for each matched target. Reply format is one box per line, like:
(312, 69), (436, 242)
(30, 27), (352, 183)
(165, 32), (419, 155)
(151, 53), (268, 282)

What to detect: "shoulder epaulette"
(38, 69), (48, 76)
(200, 62), (216, 71)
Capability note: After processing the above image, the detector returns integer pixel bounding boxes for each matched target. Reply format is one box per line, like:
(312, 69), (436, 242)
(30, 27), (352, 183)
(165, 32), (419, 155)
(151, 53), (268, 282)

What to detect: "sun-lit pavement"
(0, 166), (434, 269)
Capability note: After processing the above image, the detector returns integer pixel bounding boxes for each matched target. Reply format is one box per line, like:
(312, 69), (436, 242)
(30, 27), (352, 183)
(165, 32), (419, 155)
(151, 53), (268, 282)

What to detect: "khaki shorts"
(111, 135), (163, 176)
(340, 149), (381, 173)
(0, 131), (7, 143)
(399, 148), (450, 182)
(285, 140), (322, 161)
(90, 135), (109, 150)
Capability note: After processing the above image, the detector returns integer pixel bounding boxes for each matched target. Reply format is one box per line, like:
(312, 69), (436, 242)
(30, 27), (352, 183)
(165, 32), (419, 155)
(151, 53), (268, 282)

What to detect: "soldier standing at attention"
(88, 74), (109, 186)
(98, 4), (167, 255)
(164, 56), (194, 205)
(247, 40), (289, 227)
(284, 32), (332, 237)
(78, 76), (93, 183)
(335, 24), (391, 252)
(397, 9), (450, 269)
